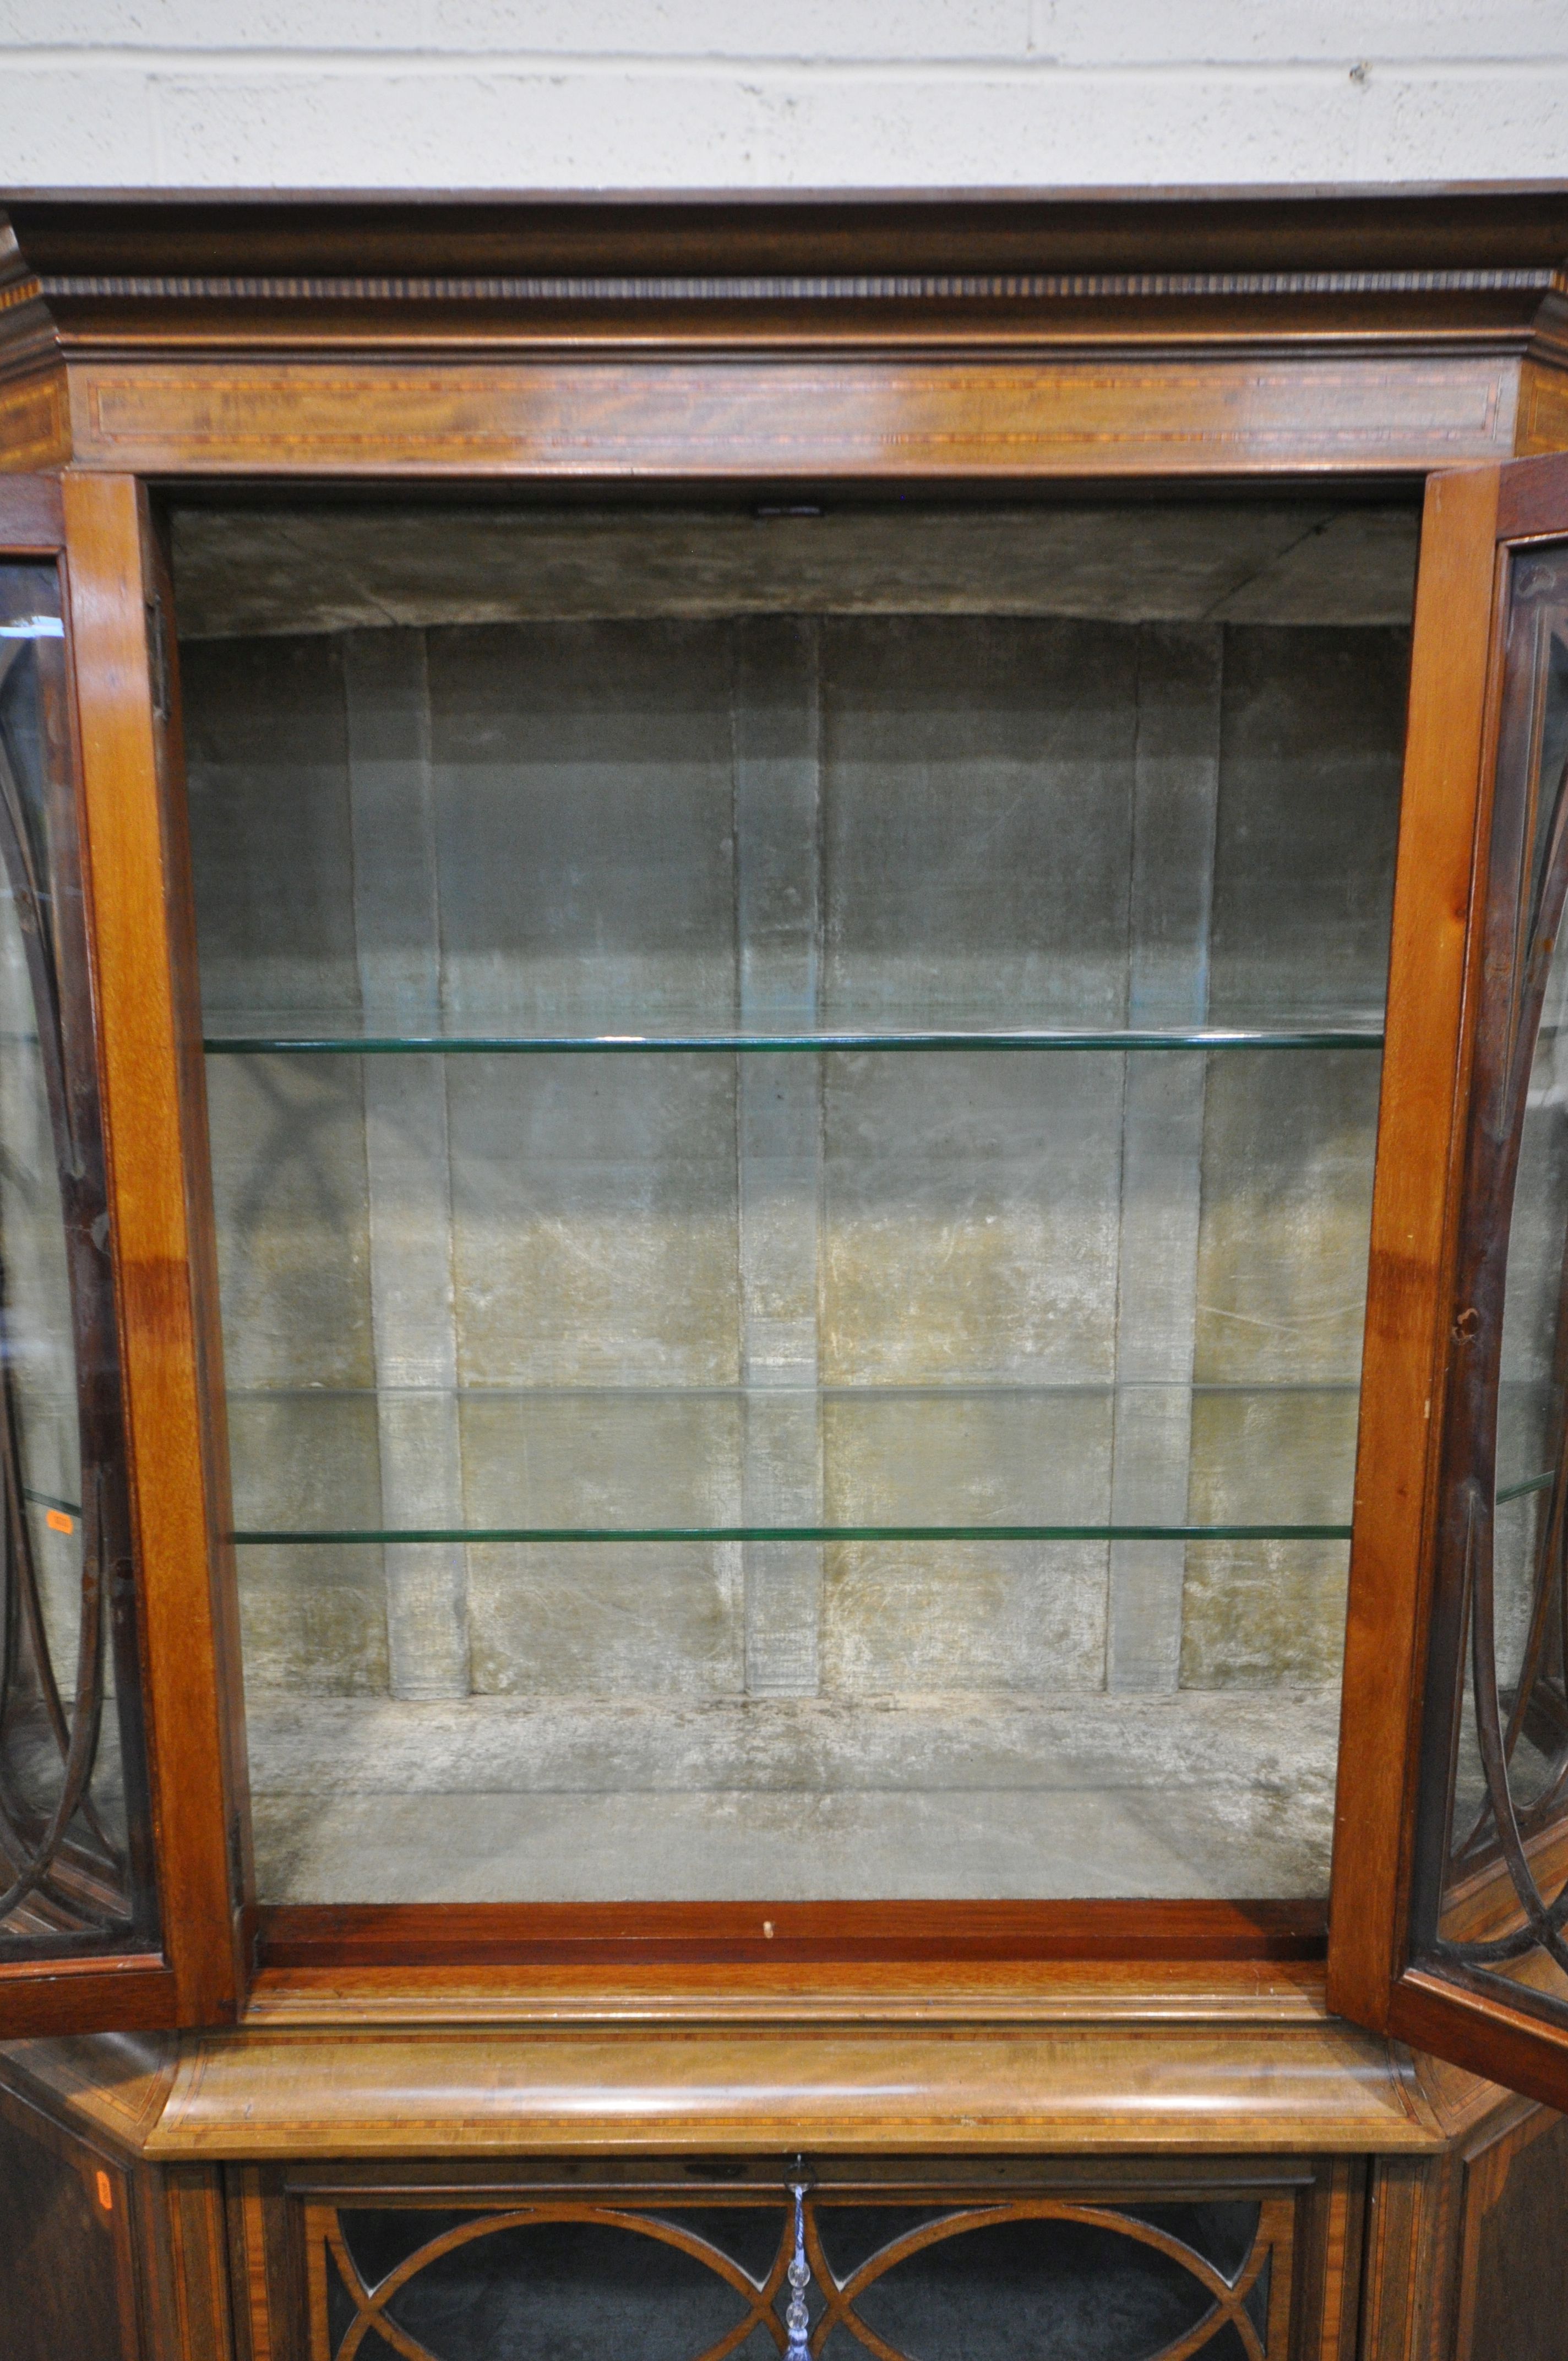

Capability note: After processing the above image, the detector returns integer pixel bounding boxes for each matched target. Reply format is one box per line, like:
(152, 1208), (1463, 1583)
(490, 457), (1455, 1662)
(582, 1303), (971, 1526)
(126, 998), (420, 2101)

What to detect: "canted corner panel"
(1441, 2103), (1568, 2360)
(63, 352), (1520, 477)
(0, 369), (70, 471)
(1515, 357), (1568, 455)
(1518, 285), (1568, 454)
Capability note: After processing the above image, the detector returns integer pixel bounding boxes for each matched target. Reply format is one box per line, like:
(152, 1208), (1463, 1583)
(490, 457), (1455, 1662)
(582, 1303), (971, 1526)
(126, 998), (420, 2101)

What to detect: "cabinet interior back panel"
(176, 501), (1412, 1903)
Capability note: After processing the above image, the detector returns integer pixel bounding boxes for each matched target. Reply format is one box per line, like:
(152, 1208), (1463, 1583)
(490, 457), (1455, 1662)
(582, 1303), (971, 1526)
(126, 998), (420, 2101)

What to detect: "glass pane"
(177, 500), (1414, 1906)
(0, 564), (153, 1953)
(0, 2096), (126, 2361)
(330, 2208), (777, 2361)
(385, 2221), (754, 2359)
(1434, 544), (1568, 1994)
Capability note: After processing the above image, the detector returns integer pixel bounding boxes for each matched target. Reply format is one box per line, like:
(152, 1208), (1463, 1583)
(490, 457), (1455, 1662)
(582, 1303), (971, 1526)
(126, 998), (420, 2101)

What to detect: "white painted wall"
(1, 2), (1566, 191)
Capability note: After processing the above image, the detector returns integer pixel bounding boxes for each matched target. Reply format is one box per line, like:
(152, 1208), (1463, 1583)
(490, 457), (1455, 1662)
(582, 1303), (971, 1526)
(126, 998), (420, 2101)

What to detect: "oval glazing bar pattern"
(311, 2189), (1288, 2360)
(0, 563), (153, 1954)
(1427, 540), (1568, 1992)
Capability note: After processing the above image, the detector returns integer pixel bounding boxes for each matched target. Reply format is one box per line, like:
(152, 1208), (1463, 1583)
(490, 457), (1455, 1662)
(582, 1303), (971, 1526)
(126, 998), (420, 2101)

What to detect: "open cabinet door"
(1332, 446), (1568, 2111)
(0, 475), (243, 2035)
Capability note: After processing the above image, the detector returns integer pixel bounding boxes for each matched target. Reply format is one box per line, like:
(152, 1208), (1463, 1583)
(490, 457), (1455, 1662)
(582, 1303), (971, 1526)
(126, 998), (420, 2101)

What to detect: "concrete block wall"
(1, 1), (1566, 190)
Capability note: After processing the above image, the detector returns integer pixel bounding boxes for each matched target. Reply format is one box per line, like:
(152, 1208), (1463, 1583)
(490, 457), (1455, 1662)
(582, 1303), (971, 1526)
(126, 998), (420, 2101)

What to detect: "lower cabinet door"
(8, 2118), (1568, 2361)
(234, 2156), (1356, 2361)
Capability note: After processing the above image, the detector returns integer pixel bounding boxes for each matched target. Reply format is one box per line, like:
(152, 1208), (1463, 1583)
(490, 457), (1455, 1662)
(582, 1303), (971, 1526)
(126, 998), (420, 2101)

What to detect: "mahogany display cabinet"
(6, 186), (1568, 2358)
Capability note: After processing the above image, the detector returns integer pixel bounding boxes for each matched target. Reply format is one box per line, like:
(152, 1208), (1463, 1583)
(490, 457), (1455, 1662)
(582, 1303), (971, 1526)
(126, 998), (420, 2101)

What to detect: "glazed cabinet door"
(0, 475), (242, 2034)
(1333, 446), (1568, 2109)
(234, 2155), (1343, 2361)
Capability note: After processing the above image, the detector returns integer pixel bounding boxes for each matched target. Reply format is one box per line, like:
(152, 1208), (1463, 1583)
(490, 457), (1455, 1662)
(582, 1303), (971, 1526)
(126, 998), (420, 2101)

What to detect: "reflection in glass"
(1435, 547), (1568, 1984)
(0, 563), (150, 1951)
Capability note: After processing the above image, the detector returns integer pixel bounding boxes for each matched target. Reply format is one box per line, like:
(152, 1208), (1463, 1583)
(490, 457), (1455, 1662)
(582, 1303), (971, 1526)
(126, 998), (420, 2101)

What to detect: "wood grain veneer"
(0, 1988), (1511, 2165)
(0, 469), (60, 541)
(56, 352), (1522, 480)
(1514, 358), (1568, 457)
(1390, 1967), (1568, 2126)
(136, 2020), (1449, 2161)
(1345, 448), (1568, 2117)
(1329, 464), (1504, 2036)
(1447, 2098), (1568, 2360)
(0, 374), (68, 471)
(257, 1898), (1327, 1974)
(0, 1959), (176, 2038)
(9, 186), (1568, 273)
(0, 474), (175, 2038)
(0, 2080), (141, 2360)
(240, 1956), (1332, 2030)
(63, 476), (242, 2027)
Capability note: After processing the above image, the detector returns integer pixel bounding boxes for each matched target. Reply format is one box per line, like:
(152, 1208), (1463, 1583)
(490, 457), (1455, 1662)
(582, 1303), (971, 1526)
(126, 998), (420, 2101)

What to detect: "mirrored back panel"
(173, 498), (1416, 1906)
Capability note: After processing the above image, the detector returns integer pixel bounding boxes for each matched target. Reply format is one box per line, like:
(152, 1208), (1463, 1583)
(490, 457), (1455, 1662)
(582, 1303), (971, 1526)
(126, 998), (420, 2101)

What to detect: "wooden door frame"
(0, 474), (244, 2034)
(1329, 447), (1568, 2117)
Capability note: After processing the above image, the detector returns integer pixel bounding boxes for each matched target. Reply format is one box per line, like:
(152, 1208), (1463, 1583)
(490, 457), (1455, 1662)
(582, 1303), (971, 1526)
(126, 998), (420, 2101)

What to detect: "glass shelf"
(202, 1004), (1387, 1056)
(225, 1380), (1369, 1544)
(225, 1381), (1559, 1544)
(235, 1521), (1353, 1543)
(177, 518), (1428, 1910)
(1498, 1471), (1554, 1504)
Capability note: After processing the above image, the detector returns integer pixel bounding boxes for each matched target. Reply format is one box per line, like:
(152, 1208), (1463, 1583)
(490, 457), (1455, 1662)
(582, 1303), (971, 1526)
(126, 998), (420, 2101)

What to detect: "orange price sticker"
(45, 1509), (73, 1535)
(95, 2170), (113, 2213)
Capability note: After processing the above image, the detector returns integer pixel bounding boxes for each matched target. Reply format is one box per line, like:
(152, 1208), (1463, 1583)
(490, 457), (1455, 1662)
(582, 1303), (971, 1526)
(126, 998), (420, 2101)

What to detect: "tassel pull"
(785, 2180), (811, 2359)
